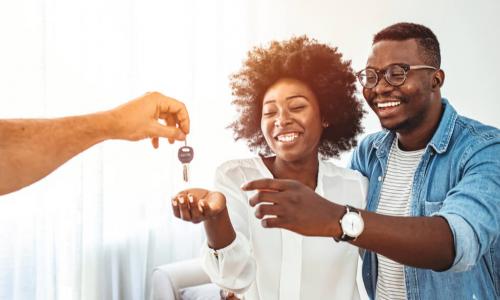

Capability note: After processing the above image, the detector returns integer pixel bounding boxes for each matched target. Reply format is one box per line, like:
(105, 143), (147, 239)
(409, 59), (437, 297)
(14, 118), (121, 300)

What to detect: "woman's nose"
(274, 111), (292, 128)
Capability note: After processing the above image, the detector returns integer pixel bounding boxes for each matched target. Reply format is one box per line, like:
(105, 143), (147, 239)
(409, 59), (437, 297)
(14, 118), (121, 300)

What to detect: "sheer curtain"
(0, 0), (254, 299)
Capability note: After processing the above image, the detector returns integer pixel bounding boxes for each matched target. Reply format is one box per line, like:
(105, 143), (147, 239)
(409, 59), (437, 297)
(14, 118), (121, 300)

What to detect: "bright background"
(1, 0), (499, 299)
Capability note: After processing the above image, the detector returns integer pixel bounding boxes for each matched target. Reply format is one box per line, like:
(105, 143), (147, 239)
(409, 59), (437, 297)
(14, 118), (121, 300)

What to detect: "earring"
(322, 121), (329, 128)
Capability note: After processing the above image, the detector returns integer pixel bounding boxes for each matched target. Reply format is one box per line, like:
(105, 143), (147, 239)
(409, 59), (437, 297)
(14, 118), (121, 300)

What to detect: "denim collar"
(373, 98), (458, 155)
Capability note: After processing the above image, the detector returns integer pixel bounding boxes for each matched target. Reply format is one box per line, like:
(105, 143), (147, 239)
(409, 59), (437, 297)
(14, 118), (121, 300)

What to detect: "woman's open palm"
(171, 188), (226, 223)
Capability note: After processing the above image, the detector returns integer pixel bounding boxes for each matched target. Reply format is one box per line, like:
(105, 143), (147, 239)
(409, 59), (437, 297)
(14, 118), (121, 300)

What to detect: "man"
(0, 91), (189, 196)
(242, 23), (500, 299)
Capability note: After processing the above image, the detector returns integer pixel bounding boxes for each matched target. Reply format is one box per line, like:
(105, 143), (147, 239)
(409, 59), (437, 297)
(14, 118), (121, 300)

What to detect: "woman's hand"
(171, 188), (226, 223)
(172, 188), (236, 249)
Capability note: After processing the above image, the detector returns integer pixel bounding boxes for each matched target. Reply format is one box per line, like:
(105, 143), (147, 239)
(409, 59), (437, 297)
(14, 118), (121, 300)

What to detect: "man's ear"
(432, 69), (445, 89)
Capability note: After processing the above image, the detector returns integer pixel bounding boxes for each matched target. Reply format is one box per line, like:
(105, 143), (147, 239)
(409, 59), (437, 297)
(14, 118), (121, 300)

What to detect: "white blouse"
(201, 157), (368, 300)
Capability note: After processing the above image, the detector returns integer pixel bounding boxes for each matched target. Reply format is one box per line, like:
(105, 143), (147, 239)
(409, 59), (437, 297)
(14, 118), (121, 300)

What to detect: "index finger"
(241, 178), (293, 192)
(158, 97), (190, 135)
(248, 191), (281, 207)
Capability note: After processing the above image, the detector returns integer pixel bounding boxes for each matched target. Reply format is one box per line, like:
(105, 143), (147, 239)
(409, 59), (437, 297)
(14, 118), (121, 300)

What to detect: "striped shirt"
(375, 138), (425, 300)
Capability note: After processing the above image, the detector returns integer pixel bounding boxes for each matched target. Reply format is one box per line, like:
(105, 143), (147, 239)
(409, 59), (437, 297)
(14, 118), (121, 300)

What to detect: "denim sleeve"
(348, 135), (371, 176)
(432, 140), (500, 272)
(348, 147), (362, 173)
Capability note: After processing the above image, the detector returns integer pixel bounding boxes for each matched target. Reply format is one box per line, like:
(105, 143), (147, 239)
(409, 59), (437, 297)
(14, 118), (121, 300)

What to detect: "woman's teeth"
(277, 132), (299, 142)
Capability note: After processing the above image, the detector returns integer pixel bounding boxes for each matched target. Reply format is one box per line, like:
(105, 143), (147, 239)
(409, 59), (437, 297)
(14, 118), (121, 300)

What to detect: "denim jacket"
(350, 99), (500, 300)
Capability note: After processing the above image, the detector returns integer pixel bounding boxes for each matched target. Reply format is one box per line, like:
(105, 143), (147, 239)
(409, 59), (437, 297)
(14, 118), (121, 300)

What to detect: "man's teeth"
(377, 101), (401, 108)
(277, 133), (299, 142)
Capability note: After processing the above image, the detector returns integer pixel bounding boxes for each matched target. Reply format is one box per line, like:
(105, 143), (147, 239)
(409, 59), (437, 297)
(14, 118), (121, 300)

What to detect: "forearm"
(201, 210), (254, 295)
(242, 178), (457, 271)
(0, 112), (114, 195)
(204, 207), (236, 250)
(350, 211), (455, 270)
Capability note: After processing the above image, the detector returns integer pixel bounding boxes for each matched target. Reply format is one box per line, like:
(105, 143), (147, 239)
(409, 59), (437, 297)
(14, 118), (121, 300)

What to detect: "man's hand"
(108, 91), (190, 148)
(241, 179), (343, 237)
(0, 91), (190, 195)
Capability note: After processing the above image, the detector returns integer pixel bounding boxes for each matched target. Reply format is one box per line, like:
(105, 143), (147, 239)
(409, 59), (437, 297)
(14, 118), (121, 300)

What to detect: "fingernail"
(188, 194), (194, 203)
(178, 195), (184, 204)
(240, 182), (247, 190)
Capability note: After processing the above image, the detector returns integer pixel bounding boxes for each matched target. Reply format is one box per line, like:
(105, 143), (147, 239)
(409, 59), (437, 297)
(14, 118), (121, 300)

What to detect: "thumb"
(150, 123), (186, 141)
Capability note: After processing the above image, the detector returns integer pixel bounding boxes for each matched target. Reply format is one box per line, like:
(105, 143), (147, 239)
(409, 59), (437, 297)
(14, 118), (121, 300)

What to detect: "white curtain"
(0, 0), (255, 299)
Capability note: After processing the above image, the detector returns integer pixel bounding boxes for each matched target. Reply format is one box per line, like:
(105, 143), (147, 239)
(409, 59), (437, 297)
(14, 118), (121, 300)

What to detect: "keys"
(178, 140), (194, 182)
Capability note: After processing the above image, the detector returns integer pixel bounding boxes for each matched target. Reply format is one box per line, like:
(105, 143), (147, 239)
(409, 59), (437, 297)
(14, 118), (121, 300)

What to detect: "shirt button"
(378, 176), (382, 182)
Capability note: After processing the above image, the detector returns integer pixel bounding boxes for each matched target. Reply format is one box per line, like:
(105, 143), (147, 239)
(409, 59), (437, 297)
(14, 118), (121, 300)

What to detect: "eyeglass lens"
(358, 65), (407, 88)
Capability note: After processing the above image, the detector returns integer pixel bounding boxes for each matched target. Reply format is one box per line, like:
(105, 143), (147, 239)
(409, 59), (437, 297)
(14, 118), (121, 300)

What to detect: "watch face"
(341, 212), (364, 237)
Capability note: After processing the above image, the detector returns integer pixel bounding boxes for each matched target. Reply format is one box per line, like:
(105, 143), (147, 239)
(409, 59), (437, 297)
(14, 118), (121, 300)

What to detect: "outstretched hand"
(108, 91), (190, 148)
(171, 188), (226, 224)
(241, 179), (342, 237)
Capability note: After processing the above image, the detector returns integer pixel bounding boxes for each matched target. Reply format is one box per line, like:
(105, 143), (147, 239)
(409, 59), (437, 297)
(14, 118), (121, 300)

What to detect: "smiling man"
(350, 22), (500, 300)
(242, 23), (500, 299)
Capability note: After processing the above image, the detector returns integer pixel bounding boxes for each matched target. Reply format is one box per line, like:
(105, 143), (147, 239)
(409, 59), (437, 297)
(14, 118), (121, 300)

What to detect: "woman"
(171, 36), (367, 299)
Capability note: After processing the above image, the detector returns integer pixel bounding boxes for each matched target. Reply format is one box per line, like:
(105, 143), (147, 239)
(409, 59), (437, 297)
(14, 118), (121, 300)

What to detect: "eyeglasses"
(356, 63), (437, 89)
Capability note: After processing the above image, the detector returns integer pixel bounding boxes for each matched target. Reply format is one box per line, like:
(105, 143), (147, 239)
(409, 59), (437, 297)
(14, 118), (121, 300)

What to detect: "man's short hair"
(373, 22), (441, 68)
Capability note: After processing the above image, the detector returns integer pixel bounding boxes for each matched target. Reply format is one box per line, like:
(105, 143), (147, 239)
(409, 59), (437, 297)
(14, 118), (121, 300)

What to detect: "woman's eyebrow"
(286, 94), (309, 101)
(263, 94), (308, 104)
(263, 99), (276, 105)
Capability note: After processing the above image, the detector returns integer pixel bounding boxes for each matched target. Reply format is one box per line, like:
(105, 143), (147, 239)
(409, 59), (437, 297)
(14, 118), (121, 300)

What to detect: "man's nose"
(373, 75), (395, 95)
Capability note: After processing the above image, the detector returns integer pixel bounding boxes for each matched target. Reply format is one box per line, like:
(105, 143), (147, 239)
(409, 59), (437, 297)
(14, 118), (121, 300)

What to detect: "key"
(178, 140), (194, 182)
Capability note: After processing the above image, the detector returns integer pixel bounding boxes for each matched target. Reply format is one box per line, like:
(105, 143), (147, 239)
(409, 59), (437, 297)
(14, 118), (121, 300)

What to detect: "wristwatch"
(335, 205), (364, 242)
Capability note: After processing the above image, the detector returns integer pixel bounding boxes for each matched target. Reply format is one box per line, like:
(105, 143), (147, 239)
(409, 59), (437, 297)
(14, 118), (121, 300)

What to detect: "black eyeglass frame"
(356, 63), (437, 88)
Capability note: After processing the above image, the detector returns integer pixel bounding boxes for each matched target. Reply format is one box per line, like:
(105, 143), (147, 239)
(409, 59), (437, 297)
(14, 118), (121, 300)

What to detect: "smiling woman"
(260, 78), (324, 167)
(170, 36), (368, 300)
(229, 36), (365, 159)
